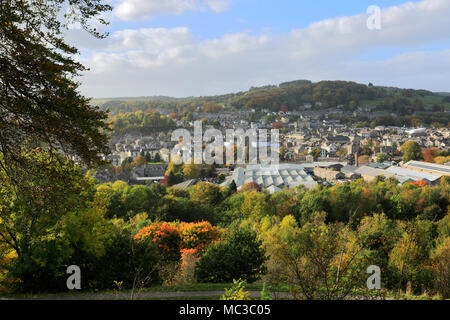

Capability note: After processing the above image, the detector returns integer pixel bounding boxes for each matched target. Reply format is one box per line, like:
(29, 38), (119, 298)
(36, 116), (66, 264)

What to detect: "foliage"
(263, 214), (369, 300)
(429, 237), (450, 298)
(0, 0), (111, 168)
(111, 111), (175, 135)
(195, 227), (267, 283)
(0, 149), (108, 292)
(401, 141), (422, 163)
(388, 219), (434, 293)
(221, 279), (251, 300)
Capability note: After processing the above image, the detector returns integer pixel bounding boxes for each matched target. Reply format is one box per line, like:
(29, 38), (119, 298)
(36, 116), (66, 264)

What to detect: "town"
(98, 102), (449, 193)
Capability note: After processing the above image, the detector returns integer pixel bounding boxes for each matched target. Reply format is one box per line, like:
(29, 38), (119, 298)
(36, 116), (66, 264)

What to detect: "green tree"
(310, 148), (321, 160)
(153, 152), (162, 163)
(195, 227), (267, 283)
(376, 153), (388, 163)
(401, 141), (422, 163)
(0, 149), (109, 291)
(0, 0), (112, 169)
(228, 180), (238, 195)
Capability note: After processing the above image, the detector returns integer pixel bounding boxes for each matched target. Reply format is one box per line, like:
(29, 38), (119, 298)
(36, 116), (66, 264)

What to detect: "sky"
(67, 0), (450, 98)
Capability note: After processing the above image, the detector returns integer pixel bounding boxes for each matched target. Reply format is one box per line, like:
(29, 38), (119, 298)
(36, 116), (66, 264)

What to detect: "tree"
(153, 152), (162, 163)
(389, 220), (434, 293)
(421, 148), (439, 163)
(182, 162), (200, 179)
(228, 180), (237, 195)
(195, 227), (267, 283)
(0, 0), (112, 170)
(430, 237), (450, 298)
(358, 155), (370, 165)
(263, 214), (369, 300)
(0, 148), (109, 291)
(132, 155), (147, 167)
(189, 182), (223, 206)
(271, 122), (283, 130)
(310, 148), (321, 160)
(401, 141), (422, 163)
(376, 153), (388, 163)
(145, 152), (153, 163)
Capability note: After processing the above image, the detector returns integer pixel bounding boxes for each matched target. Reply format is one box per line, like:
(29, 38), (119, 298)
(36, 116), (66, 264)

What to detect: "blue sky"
(110, 0), (408, 37)
(71, 0), (450, 98)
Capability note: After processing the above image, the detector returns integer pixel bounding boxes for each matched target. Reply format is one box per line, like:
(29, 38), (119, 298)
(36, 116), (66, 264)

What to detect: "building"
(386, 167), (442, 185)
(313, 167), (345, 181)
(340, 165), (361, 179)
(220, 164), (318, 192)
(403, 161), (450, 177)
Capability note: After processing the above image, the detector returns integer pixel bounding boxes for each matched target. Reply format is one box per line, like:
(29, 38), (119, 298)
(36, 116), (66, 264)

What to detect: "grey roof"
(341, 165), (359, 174)
(221, 164), (318, 191)
(366, 162), (392, 170)
(355, 166), (395, 178)
(386, 167), (442, 182)
(404, 161), (450, 174)
(172, 179), (200, 189)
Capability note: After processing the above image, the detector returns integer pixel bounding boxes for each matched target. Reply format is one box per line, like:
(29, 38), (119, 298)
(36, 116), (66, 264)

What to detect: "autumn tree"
(132, 155), (147, 167)
(263, 214), (369, 300)
(421, 148), (439, 163)
(189, 182), (223, 206)
(182, 162), (200, 179)
(0, 0), (112, 170)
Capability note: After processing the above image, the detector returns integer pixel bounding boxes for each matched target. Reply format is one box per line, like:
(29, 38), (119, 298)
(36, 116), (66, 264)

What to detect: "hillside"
(95, 80), (450, 128)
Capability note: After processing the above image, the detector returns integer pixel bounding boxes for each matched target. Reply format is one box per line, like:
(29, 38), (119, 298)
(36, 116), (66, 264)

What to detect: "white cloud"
(113, 0), (231, 20)
(78, 0), (450, 97)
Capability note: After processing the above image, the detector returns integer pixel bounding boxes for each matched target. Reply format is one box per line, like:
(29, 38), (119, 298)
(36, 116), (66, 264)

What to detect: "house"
(340, 165), (361, 179)
(313, 167), (345, 181)
(131, 164), (168, 184)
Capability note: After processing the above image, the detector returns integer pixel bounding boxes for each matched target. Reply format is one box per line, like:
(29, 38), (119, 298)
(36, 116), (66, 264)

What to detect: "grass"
(1, 282), (446, 300)
(0, 282), (267, 300)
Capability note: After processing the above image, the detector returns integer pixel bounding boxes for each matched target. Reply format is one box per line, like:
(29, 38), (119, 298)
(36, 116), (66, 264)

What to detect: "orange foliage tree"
(358, 155), (370, 165)
(271, 122), (284, 129)
(421, 148), (439, 163)
(134, 221), (222, 255)
(409, 180), (429, 188)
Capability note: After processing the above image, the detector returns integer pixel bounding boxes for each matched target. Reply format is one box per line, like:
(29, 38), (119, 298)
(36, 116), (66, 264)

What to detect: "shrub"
(221, 279), (251, 300)
(195, 227), (267, 283)
(134, 222), (182, 260)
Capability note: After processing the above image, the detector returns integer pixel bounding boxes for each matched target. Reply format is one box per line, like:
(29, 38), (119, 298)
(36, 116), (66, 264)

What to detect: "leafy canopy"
(0, 0), (112, 169)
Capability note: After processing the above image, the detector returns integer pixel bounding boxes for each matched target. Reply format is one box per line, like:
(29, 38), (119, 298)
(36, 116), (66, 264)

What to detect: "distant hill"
(96, 79), (450, 127)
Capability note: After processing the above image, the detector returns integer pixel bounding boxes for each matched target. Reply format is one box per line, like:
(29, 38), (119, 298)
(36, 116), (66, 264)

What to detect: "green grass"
(0, 282), (268, 299)
(2, 283), (445, 300)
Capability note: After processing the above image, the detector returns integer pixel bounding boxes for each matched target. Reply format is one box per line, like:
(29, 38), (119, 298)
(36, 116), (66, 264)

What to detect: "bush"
(79, 228), (161, 290)
(221, 279), (251, 300)
(195, 227), (267, 283)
